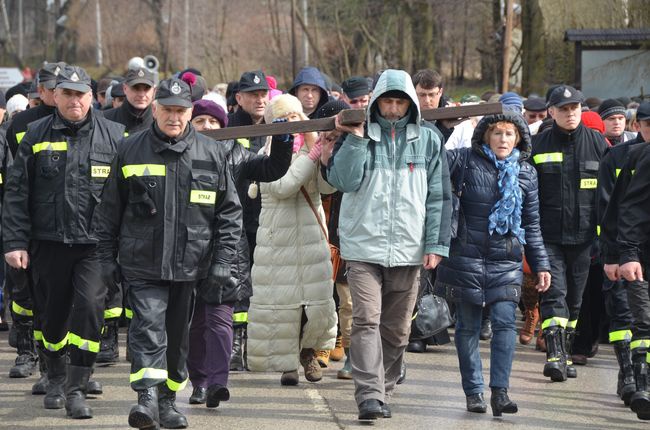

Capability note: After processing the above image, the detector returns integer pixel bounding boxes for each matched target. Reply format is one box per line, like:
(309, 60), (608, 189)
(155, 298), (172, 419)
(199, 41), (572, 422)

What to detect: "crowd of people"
(0, 59), (649, 429)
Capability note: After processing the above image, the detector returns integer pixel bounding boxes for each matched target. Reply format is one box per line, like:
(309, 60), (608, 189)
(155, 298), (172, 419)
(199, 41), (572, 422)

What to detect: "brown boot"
(316, 349), (330, 368)
(519, 305), (540, 345)
(330, 336), (344, 362)
(300, 349), (322, 382)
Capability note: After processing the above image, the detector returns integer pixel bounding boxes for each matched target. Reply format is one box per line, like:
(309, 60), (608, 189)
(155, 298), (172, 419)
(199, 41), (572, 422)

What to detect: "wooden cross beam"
(201, 102), (503, 141)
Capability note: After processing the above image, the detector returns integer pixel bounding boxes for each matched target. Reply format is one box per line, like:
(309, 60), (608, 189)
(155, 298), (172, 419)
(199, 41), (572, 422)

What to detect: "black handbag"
(410, 277), (455, 340)
(450, 149), (470, 239)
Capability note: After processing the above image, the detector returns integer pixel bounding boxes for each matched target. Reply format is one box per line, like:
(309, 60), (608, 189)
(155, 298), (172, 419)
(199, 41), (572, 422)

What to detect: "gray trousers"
(347, 261), (420, 405)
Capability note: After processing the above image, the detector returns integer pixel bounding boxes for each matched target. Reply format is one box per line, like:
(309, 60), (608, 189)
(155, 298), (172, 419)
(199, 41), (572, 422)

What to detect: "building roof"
(565, 28), (650, 42)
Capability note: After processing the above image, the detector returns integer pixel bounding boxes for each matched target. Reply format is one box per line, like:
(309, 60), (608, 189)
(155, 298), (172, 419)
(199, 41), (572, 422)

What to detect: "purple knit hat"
(192, 99), (228, 128)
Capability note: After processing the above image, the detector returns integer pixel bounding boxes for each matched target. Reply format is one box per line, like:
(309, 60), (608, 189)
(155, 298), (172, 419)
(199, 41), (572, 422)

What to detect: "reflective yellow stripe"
(631, 339), (650, 350)
(68, 332), (100, 353)
(233, 312), (248, 323)
(632, 169), (636, 176)
(596, 225), (601, 236)
(580, 178), (597, 189)
(32, 141), (68, 153)
(547, 357), (560, 362)
(567, 319), (578, 329)
(190, 190), (216, 205)
(533, 152), (563, 164)
(130, 367), (168, 383)
(92, 166), (111, 178)
(166, 378), (188, 392)
(125, 308), (133, 319)
(411, 312), (418, 321)
(34, 330), (43, 341)
(12, 301), (33, 316)
(104, 307), (123, 319)
(615, 168), (622, 178)
(541, 317), (568, 330)
(124, 132), (129, 137)
(43, 333), (69, 352)
(16, 131), (26, 144)
(609, 329), (632, 343)
(236, 138), (250, 149)
(122, 164), (166, 177)
(0, 173), (3, 184)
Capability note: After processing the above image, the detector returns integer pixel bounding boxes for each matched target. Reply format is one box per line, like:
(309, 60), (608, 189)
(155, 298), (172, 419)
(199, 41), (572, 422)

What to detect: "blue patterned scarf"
(482, 144), (526, 244)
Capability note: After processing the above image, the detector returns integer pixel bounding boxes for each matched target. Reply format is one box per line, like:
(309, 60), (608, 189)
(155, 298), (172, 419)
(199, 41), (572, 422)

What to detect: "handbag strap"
(300, 186), (328, 240)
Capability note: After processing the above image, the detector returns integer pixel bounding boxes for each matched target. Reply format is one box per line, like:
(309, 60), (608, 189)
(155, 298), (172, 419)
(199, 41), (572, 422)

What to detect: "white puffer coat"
(248, 145), (338, 372)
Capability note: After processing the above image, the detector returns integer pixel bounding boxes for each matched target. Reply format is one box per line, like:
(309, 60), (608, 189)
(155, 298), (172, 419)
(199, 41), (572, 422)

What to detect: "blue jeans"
(454, 300), (517, 396)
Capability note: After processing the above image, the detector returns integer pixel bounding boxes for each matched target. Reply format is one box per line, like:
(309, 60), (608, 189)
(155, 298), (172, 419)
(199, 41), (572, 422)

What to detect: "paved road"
(0, 326), (647, 429)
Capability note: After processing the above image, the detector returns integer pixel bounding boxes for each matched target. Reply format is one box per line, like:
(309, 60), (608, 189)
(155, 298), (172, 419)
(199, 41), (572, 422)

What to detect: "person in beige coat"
(248, 94), (338, 385)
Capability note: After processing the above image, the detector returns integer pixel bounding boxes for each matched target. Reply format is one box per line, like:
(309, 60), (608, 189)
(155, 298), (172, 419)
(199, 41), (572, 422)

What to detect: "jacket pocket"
(187, 170), (219, 225)
(537, 163), (562, 208)
(578, 162), (598, 235)
(89, 152), (114, 193)
(119, 224), (155, 267)
(31, 193), (56, 234)
(184, 225), (213, 274)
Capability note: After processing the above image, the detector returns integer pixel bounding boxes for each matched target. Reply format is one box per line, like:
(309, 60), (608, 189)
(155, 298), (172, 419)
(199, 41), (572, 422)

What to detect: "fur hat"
(264, 93), (307, 124)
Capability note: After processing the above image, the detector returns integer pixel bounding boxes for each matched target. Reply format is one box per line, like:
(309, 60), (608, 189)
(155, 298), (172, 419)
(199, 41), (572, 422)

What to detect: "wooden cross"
(201, 102), (503, 140)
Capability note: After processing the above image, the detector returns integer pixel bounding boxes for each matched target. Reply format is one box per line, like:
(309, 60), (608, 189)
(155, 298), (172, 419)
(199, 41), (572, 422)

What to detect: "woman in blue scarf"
(435, 113), (551, 416)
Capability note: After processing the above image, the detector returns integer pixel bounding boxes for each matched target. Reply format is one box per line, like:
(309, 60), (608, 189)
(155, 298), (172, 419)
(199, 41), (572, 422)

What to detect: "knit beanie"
(598, 98), (626, 120)
(499, 92), (523, 111)
(192, 99), (228, 128)
(315, 99), (350, 119)
(264, 93), (307, 124)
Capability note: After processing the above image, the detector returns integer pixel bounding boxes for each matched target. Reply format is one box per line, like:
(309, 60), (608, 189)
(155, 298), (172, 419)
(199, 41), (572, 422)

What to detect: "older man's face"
(153, 103), (192, 138)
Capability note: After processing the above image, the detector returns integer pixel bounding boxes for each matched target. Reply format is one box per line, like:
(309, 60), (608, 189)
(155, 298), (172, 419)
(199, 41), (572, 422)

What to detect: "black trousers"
(127, 278), (195, 391)
(7, 267), (34, 323)
(30, 240), (105, 367)
(540, 242), (592, 326)
(626, 264), (650, 344)
(604, 278), (633, 339)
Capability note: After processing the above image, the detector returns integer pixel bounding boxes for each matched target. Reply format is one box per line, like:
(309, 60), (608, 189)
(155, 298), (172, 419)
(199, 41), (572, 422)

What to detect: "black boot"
(96, 319), (119, 364)
(65, 365), (93, 419)
(565, 327), (577, 378)
(490, 387), (518, 417)
(206, 384), (230, 408)
(466, 393), (487, 413)
(543, 327), (567, 382)
(32, 348), (49, 395)
(613, 340), (636, 406)
(480, 318), (493, 341)
(87, 367), (103, 395)
(9, 320), (38, 378)
(43, 354), (67, 409)
(158, 384), (188, 429)
(630, 348), (650, 420)
(129, 386), (159, 429)
(230, 325), (247, 371)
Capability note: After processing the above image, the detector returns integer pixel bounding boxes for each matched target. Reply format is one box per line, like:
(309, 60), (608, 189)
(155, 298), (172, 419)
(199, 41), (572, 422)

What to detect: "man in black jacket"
(3, 65), (124, 419)
(94, 78), (242, 430)
(530, 85), (608, 382)
(98, 67), (156, 364)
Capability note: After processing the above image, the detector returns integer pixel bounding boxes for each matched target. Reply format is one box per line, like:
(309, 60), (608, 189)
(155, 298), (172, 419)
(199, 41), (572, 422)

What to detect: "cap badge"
(70, 72), (79, 82)
(563, 89), (571, 98)
(138, 69), (145, 77)
(170, 82), (181, 95)
(253, 75), (261, 84)
(54, 66), (61, 76)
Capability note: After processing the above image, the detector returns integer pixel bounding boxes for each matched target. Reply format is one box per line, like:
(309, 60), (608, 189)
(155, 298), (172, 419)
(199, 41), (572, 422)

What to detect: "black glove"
(100, 260), (122, 293)
(129, 176), (157, 217)
(197, 264), (238, 304)
(271, 118), (292, 144)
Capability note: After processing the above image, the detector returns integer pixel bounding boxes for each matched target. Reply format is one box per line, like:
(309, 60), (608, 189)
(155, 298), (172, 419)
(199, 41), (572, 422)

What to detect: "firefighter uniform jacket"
(531, 122), (608, 245)
(617, 144), (650, 265)
(103, 100), (153, 134)
(5, 103), (56, 156)
(600, 140), (649, 264)
(94, 123), (242, 282)
(0, 133), (13, 238)
(3, 110), (125, 252)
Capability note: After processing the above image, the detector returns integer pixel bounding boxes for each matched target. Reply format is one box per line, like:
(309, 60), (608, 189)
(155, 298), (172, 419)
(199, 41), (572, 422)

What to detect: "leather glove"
(129, 176), (157, 217)
(100, 260), (122, 293)
(197, 264), (238, 304)
(271, 118), (292, 144)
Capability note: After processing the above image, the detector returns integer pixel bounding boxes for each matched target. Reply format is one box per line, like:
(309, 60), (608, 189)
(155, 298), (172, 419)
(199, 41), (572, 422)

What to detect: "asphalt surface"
(0, 324), (647, 430)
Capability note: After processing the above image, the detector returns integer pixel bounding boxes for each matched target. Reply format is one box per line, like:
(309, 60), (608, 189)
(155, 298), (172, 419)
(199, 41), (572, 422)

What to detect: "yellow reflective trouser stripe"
(236, 138), (250, 149)
(632, 169), (636, 176)
(647, 352), (650, 364)
(411, 312), (418, 321)
(166, 378), (188, 392)
(124, 132), (129, 137)
(615, 168), (622, 178)
(32, 141), (68, 153)
(541, 317), (568, 330)
(580, 178), (597, 189)
(0, 173), (3, 184)
(596, 225), (601, 236)
(104, 307), (123, 319)
(125, 308), (133, 319)
(12, 301), (33, 316)
(130, 368), (168, 383)
(69, 333), (100, 353)
(122, 164), (166, 177)
(233, 312), (248, 323)
(567, 319), (578, 329)
(631, 339), (650, 350)
(43, 333), (69, 352)
(16, 131), (26, 144)
(190, 190), (216, 205)
(33, 330), (43, 341)
(609, 329), (632, 343)
(533, 152), (563, 164)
